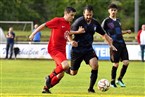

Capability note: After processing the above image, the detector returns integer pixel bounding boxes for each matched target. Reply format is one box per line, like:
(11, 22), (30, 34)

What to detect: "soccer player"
(29, 7), (84, 93)
(101, 4), (131, 88)
(66, 5), (117, 93)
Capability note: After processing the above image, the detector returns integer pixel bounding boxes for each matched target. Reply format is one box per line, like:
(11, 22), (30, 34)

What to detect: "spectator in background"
(5, 27), (15, 59)
(33, 24), (41, 42)
(137, 24), (145, 62)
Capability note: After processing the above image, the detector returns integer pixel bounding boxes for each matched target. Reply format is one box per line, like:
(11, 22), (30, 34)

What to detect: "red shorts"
(49, 50), (67, 66)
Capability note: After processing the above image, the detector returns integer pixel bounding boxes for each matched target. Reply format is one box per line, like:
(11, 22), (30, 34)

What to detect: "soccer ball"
(98, 79), (110, 92)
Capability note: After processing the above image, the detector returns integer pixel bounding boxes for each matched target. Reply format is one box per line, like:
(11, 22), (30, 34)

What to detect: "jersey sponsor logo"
(107, 22), (114, 29)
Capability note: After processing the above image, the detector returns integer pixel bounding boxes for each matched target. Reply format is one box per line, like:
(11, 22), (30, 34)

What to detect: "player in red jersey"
(29, 7), (84, 93)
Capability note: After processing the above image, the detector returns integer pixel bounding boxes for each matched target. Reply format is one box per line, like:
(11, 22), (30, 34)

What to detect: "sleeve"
(101, 19), (108, 32)
(71, 19), (80, 31)
(101, 19), (106, 30)
(45, 17), (59, 29)
(137, 30), (141, 44)
(96, 21), (106, 35)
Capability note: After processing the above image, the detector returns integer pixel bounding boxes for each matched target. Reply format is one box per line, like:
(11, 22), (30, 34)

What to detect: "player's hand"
(29, 35), (34, 41)
(127, 30), (131, 34)
(70, 41), (78, 47)
(110, 45), (117, 51)
(76, 26), (85, 34)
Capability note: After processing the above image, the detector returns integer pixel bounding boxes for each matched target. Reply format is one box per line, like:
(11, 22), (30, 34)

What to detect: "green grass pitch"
(0, 59), (144, 97)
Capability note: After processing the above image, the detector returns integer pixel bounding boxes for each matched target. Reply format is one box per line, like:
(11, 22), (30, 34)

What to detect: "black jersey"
(101, 17), (125, 44)
(71, 16), (105, 52)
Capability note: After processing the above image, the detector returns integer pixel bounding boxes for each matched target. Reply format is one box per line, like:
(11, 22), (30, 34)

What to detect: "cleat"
(110, 83), (117, 88)
(88, 88), (95, 93)
(116, 80), (126, 87)
(110, 81), (117, 88)
(42, 86), (51, 93)
(45, 76), (51, 89)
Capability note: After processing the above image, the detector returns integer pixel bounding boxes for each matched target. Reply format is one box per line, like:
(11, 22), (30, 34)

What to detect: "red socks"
(50, 76), (60, 87)
(49, 65), (64, 79)
(48, 65), (64, 87)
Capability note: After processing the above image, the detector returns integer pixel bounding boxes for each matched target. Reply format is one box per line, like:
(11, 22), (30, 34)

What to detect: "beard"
(86, 18), (92, 23)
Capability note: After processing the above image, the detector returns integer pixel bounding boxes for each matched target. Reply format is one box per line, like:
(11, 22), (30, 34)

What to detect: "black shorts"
(110, 43), (129, 63)
(70, 49), (98, 70)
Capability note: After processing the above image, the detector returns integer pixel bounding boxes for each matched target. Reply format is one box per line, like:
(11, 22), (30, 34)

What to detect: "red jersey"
(45, 17), (70, 53)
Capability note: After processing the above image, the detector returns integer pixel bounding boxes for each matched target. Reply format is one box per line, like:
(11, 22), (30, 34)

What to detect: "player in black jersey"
(101, 4), (131, 88)
(66, 5), (117, 93)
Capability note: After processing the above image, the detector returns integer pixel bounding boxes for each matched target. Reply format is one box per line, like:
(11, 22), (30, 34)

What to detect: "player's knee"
(90, 63), (98, 70)
(61, 61), (70, 70)
(123, 60), (129, 66)
(93, 64), (99, 70)
(113, 63), (119, 68)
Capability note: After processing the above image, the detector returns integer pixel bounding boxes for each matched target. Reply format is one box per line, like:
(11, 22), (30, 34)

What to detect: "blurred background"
(0, 0), (144, 42)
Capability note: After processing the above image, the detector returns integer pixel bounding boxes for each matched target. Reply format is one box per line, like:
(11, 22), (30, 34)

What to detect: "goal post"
(0, 21), (34, 31)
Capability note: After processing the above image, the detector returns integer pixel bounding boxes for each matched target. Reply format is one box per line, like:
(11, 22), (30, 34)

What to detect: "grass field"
(0, 59), (144, 97)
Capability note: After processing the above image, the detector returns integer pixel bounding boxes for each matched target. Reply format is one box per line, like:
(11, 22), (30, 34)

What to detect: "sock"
(111, 66), (117, 82)
(50, 76), (60, 87)
(118, 65), (128, 80)
(49, 65), (64, 79)
(89, 70), (98, 89)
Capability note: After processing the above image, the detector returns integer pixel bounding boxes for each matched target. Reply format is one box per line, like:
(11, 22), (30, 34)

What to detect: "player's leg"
(111, 63), (119, 87)
(42, 72), (64, 93)
(46, 62), (69, 88)
(88, 57), (98, 93)
(51, 72), (64, 87)
(84, 50), (98, 93)
(65, 51), (83, 75)
(43, 51), (69, 93)
(49, 60), (69, 79)
(110, 47), (120, 88)
(116, 46), (129, 87)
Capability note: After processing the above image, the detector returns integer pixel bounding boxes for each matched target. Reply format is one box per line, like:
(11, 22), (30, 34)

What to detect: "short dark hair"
(64, 7), (76, 13)
(108, 4), (118, 9)
(84, 5), (93, 12)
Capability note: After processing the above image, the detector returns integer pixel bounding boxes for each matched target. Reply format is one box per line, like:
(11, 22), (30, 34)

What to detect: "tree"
(0, 0), (143, 31)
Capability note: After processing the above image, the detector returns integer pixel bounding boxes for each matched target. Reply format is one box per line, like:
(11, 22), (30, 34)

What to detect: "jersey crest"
(64, 30), (69, 40)
(107, 22), (114, 29)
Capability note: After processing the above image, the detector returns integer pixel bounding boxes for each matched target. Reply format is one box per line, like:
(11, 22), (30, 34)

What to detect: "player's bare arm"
(122, 30), (132, 35)
(103, 34), (117, 51)
(67, 35), (78, 47)
(69, 26), (85, 35)
(29, 23), (45, 40)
